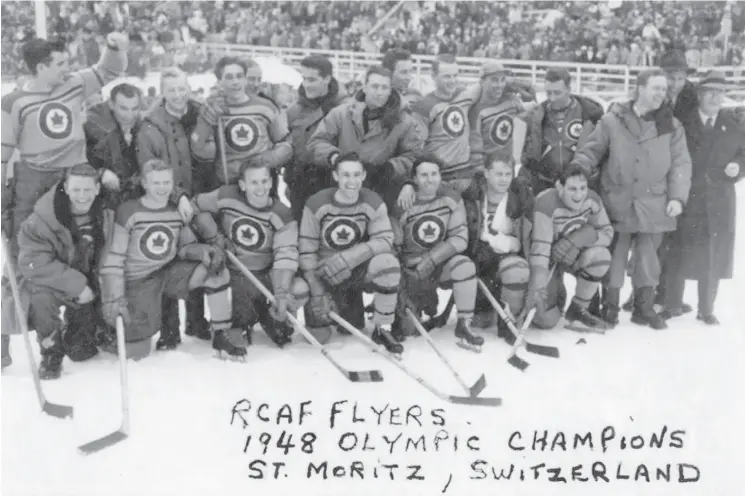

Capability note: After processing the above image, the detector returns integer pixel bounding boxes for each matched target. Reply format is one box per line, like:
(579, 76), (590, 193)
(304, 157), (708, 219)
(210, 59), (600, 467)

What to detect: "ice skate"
(185, 320), (211, 340)
(564, 301), (611, 334)
(262, 318), (293, 348)
(372, 325), (403, 357)
(455, 318), (484, 353)
(213, 329), (247, 361)
(155, 332), (182, 351)
(39, 352), (64, 380)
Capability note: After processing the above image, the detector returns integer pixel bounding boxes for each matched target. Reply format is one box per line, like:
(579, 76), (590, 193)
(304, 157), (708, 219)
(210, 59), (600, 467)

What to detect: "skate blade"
(564, 323), (607, 334)
(456, 341), (482, 353)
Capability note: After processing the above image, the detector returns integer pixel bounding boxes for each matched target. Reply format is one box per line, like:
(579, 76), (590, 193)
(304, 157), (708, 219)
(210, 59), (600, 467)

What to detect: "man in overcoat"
(569, 69), (692, 330)
(662, 70), (745, 325)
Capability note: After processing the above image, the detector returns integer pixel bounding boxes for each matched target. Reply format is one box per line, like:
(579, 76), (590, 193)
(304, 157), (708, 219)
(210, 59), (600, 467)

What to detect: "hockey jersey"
(101, 199), (199, 284)
(469, 94), (524, 170)
(410, 84), (481, 180)
(299, 188), (393, 273)
(1, 47), (127, 173)
(193, 185), (298, 272)
(530, 188), (613, 271)
(193, 95), (291, 184)
(392, 188), (469, 268)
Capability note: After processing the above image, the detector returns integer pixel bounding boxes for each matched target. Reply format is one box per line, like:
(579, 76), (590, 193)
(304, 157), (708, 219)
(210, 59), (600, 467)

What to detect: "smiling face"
(64, 175), (100, 214)
(38, 51), (71, 87)
(142, 169), (174, 205)
(484, 159), (514, 194)
(333, 159), (366, 202)
(239, 166), (272, 207)
(638, 75), (668, 111)
(110, 92), (140, 129)
(392, 58), (414, 92)
(161, 74), (190, 112)
(300, 65), (330, 100)
(557, 174), (588, 211)
(220, 63), (248, 100)
(414, 161), (441, 199)
(434, 62), (459, 98)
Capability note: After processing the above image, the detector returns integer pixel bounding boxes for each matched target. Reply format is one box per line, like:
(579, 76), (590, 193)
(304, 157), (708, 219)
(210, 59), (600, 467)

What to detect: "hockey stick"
(78, 315), (129, 455)
(217, 118), (230, 186)
(422, 293), (455, 331)
(226, 252), (383, 382)
(1, 235), (73, 419)
(329, 311), (501, 407)
(405, 308), (489, 398)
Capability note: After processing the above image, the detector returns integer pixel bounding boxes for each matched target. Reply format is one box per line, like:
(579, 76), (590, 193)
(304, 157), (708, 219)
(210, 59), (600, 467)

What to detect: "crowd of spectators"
(2, 1), (743, 81)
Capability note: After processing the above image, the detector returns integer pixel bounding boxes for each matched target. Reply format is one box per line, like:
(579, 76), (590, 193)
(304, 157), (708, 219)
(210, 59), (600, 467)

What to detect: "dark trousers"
(663, 235), (720, 316)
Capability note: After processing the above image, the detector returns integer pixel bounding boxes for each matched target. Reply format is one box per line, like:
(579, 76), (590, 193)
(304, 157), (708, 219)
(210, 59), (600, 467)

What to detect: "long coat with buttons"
(675, 108), (745, 280)
(570, 101), (692, 234)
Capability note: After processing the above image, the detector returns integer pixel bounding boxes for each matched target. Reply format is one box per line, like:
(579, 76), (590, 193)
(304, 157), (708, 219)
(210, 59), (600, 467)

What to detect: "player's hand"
(100, 169), (120, 191)
(76, 286), (95, 304)
(724, 162), (740, 178)
(102, 298), (130, 327)
(413, 254), (437, 280)
(518, 287), (546, 325)
(397, 184), (416, 211)
(201, 246), (225, 275)
(551, 237), (581, 267)
(106, 32), (130, 52)
(200, 97), (226, 126)
(307, 294), (336, 327)
(318, 253), (352, 286)
(215, 233), (236, 254)
(269, 291), (289, 322)
(666, 200), (683, 218)
(178, 196), (194, 223)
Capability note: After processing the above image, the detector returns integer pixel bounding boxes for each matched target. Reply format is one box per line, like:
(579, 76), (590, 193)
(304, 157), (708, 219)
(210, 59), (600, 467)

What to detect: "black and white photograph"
(1, 1), (744, 495)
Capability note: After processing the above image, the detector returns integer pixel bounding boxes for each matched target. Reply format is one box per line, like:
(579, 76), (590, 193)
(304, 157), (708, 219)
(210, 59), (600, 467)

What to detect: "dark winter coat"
(14, 183), (115, 319)
(570, 101), (692, 234)
(667, 80), (699, 123)
(461, 172), (534, 263)
(676, 108), (745, 280)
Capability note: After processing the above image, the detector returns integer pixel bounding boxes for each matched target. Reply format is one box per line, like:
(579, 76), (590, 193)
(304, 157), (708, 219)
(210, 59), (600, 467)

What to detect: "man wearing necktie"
(662, 70), (745, 325)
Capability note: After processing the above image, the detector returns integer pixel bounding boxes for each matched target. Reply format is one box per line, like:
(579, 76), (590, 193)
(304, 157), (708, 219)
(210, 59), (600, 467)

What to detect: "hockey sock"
(205, 284), (232, 331)
(575, 278), (600, 306)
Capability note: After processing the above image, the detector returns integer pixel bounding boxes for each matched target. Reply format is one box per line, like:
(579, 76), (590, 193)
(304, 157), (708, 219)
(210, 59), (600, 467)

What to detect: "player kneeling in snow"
(99, 159), (244, 360)
(299, 153), (402, 353)
(391, 156), (483, 351)
(462, 155), (533, 340)
(524, 165), (614, 331)
(14, 165), (113, 379)
(192, 165), (309, 347)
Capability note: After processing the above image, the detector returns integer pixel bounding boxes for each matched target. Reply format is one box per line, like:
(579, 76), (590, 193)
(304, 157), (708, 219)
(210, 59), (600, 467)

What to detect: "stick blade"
(525, 342), (560, 358)
(508, 354), (530, 371)
(449, 395), (502, 407)
(469, 375), (487, 397)
(78, 430), (128, 455)
(43, 401), (74, 419)
(348, 370), (384, 382)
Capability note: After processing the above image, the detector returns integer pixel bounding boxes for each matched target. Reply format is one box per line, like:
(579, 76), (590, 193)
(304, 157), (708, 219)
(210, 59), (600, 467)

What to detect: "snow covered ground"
(2, 181), (744, 496)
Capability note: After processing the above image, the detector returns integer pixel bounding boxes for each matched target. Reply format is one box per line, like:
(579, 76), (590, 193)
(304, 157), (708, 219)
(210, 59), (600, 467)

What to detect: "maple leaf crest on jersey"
(139, 225), (176, 261)
(411, 214), (445, 249)
(566, 119), (584, 140)
(38, 102), (74, 140)
(323, 217), (363, 250)
(442, 106), (467, 137)
(224, 116), (260, 152)
(490, 113), (514, 146)
(230, 216), (266, 250)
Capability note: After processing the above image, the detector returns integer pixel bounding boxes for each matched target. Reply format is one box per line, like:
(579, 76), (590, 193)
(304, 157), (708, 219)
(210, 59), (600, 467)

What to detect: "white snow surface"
(2, 181), (744, 496)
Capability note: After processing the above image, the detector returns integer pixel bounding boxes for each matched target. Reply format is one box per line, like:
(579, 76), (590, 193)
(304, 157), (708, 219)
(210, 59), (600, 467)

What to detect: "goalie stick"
(406, 308), (490, 398)
(477, 278), (560, 371)
(329, 312), (501, 407)
(227, 252), (383, 383)
(78, 315), (129, 455)
(1, 235), (73, 419)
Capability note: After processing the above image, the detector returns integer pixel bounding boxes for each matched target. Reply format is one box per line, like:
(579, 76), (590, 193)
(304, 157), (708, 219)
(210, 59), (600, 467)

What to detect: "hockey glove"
(317, 253), (353, 286)
(551, 237), (581, 268)
(566, 224), (599, 248)
(206, 247), (226, 276)
(307, 294), (337, 328)
(215, 233), (236, 254)
(269, 269), (294, 322)
(200, 97), (226, 127)
(102, 297), (130, 328)
(519, 285), (547, 325)
(413, 254), (437, 281)
(269, 291), (289, 322)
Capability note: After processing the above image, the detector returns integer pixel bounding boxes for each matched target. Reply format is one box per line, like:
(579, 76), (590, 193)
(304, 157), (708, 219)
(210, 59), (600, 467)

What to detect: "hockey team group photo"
(1, 1), (744, 495)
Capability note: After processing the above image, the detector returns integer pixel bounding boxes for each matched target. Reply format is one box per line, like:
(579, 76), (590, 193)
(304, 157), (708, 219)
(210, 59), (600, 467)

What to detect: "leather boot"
(602, 286), (620, 327)
(631, 287), (667, 330)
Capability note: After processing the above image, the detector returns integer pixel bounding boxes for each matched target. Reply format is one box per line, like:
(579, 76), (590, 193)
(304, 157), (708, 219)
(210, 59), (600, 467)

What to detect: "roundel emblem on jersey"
(412, 215), (445, 249)
(559, 218), (586, 237)
(38, 102), (73, 140)
(566, 119), (584, 141)
(139, 225), (174, 261)
(225, 117), (259, 152)
(490, 113), (514, 146)
(442, 106), (466, 137)
(230, 217), (266, 250)
(323, 218), (362, 250)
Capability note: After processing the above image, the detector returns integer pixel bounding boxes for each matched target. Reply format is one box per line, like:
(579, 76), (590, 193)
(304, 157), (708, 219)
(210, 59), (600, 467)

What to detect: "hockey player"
(299, 153), (402, 354)
(306, 66), (424, 212)
(524, 165), (614, 330)
(462, 155), (533, 338)
(391, 157), (483, 351)
(405, 55), (484, 195)
(1, 33), (129, 256)
(468, 62), (526, 173)
(192, 165), (309, 347)
(381, 48), (422, 108)
(520, 68), (604, 195)
(191, 56), (292, 185)
(100, 159), (244, 360)
(14, 165), (113, 379)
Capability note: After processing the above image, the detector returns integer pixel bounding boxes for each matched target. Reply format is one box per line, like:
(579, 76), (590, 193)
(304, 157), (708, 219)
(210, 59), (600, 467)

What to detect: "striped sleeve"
(365, 200), (394, 257)
(298, 204), (321, 273)
(391, 208), (406, 254)
(76, 45), (127, 99)
(272, 216), (299, 272)
(588, 192), (614, 248)
(529, 193), (555, 271)
(100, 211), (131, 303)
(444, 197), (469, 255)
